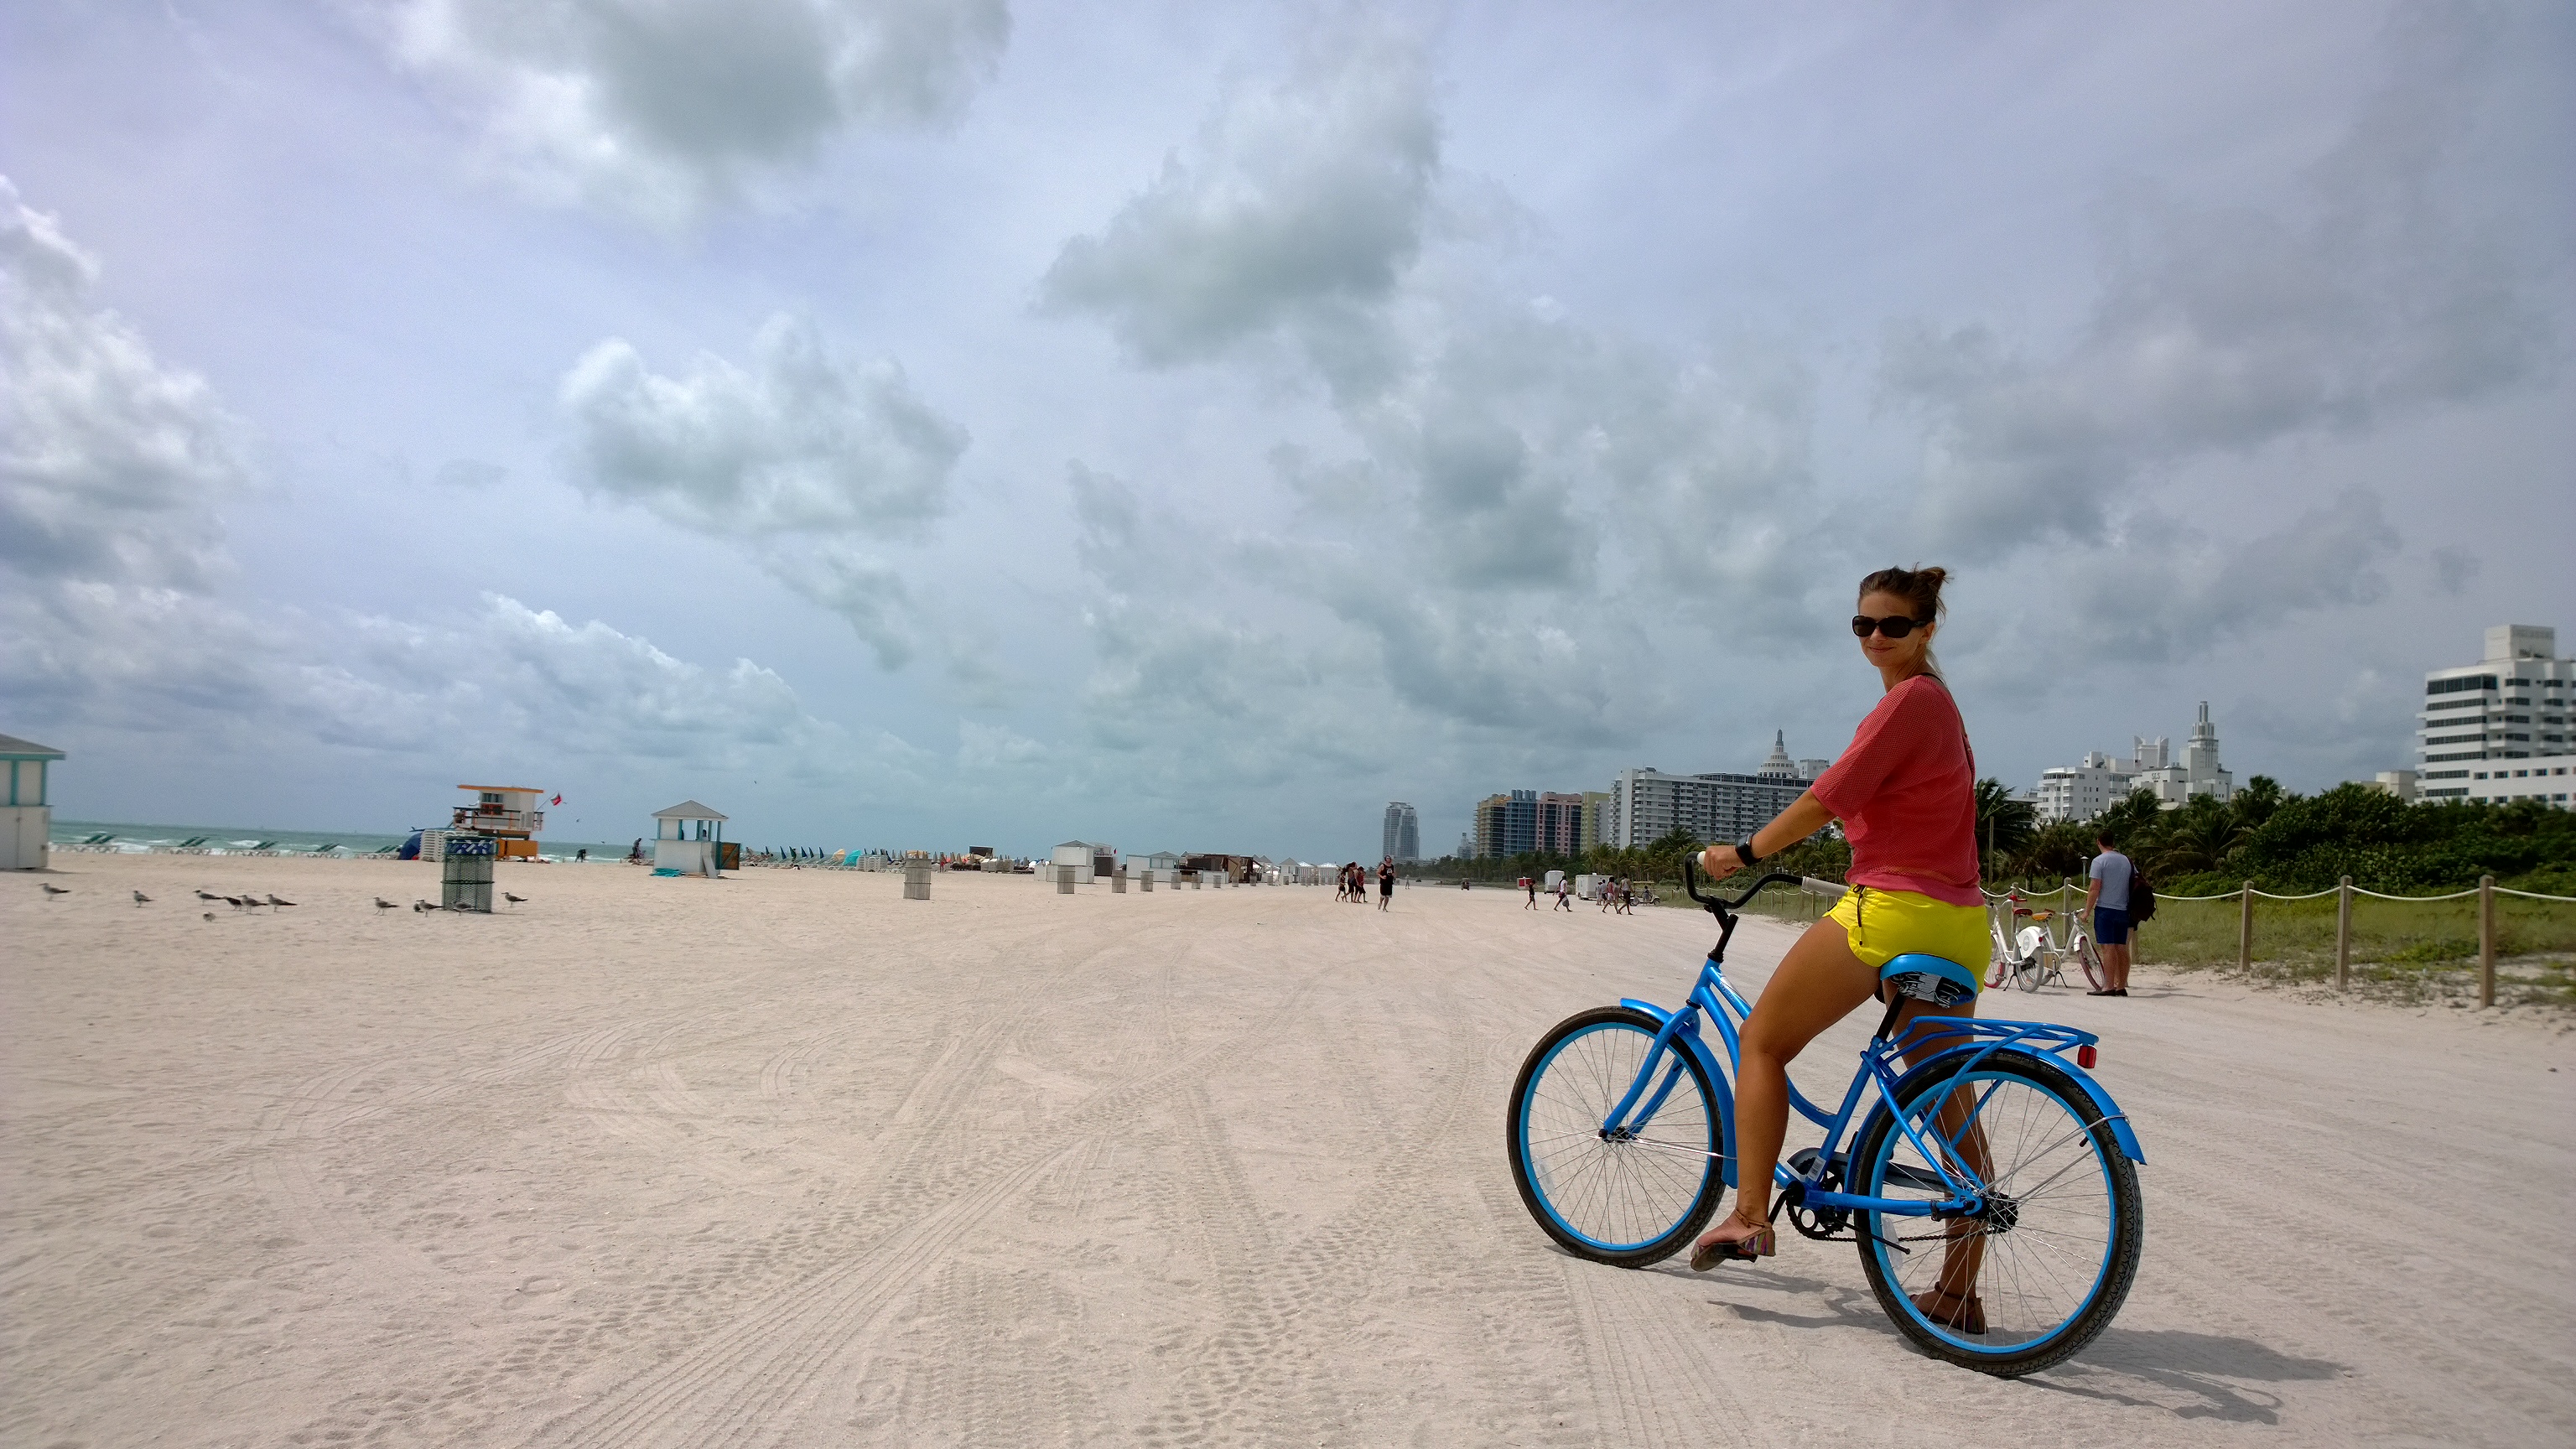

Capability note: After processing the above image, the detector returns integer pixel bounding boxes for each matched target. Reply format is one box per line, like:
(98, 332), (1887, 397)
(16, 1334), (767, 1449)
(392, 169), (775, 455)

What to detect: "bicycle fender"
(1876, 1046), (2144, 1166)
(1619, 999), (1741, 1187)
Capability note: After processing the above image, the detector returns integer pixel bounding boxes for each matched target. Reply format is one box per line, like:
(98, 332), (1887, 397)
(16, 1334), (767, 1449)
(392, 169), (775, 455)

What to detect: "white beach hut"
(1048, 840), (1098, 884)
(652, 800), (729, 877)
(1, 733), (65, 871)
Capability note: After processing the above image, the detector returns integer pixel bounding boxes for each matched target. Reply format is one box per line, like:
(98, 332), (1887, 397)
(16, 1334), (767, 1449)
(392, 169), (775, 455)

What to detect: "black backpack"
(2128, 860), (2156, 924)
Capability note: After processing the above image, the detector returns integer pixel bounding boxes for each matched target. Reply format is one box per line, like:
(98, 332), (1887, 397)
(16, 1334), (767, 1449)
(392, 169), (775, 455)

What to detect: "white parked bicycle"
(1986, 891), (2106, 994)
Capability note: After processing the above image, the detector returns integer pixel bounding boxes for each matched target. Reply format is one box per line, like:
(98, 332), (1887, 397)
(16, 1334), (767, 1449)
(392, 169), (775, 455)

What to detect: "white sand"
(4, 854), (2571, 1447)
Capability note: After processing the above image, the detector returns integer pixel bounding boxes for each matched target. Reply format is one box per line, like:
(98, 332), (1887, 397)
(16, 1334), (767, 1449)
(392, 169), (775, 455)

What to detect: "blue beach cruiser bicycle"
(1506, 864), (2145, 1376)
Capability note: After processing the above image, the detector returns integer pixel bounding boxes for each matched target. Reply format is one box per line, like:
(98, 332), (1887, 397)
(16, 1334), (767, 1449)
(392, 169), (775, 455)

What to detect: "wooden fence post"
(2479, 874), (2496, 1008)
(2334, 876), (2353, 991)
(2238, 881), (2253, 971)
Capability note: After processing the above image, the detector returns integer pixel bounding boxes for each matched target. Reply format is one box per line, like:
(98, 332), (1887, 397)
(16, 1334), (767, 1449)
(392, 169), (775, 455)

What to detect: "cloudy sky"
(3, 0), (2568, 859)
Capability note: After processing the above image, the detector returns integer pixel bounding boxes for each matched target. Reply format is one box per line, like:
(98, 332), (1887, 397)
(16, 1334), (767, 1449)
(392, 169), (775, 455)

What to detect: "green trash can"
(441, 834), (496, 912)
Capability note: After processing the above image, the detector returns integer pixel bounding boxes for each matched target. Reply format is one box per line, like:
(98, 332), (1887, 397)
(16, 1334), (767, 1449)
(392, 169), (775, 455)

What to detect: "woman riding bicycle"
(1686, 564), (1991, 1332)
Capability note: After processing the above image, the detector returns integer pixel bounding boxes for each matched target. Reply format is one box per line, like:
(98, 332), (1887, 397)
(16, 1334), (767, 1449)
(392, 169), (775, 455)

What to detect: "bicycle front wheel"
(1507, 1006), (1727, 1267)
(1849, 1051), (2142, 1376)
(2017, 954), (2046, 993)
(2074, 937), (2106, 991)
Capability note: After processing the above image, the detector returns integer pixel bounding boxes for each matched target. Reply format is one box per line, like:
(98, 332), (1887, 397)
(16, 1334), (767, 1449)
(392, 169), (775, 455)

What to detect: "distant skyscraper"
(1473, 790), (1540, 858)
(1382, 802), (1420, 863)
(1578, 791), (1613, 851)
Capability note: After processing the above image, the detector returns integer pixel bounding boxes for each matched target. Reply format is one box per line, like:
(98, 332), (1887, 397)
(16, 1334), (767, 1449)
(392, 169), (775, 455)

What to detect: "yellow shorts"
(1826, 886), (1987, 996)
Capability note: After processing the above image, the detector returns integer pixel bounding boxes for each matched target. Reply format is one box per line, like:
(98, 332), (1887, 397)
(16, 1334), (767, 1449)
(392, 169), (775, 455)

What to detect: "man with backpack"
(2085, 829), (2148, 997)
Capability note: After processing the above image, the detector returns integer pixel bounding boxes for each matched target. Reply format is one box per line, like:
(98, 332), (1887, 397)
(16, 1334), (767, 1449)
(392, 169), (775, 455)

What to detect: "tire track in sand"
(517, 972), (1326, 1449)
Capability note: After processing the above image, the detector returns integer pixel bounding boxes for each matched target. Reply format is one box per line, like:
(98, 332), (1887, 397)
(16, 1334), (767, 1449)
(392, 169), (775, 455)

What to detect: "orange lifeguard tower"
(453, 784), (546, 859)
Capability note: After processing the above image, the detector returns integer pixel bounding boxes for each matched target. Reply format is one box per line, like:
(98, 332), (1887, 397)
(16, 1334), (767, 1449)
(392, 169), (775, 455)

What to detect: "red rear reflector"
(2076, 1045), (2099, 1068)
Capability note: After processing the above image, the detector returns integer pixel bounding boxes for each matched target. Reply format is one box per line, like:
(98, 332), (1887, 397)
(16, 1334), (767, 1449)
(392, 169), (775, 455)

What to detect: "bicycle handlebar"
(1679, 853), (1847, 913)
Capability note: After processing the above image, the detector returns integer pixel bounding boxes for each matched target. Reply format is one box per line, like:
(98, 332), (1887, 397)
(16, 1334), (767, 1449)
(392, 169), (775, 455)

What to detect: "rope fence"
(1982, 875), (2573, 1006)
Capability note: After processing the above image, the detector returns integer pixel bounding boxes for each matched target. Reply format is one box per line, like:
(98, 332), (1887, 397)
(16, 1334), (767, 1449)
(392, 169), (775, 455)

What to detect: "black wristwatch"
(1734, 841), (1758, 868)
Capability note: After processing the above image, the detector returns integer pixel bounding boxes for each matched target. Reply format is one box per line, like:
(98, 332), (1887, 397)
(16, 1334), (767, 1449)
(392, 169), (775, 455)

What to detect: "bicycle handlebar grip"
(1800, 877), (1849, 900)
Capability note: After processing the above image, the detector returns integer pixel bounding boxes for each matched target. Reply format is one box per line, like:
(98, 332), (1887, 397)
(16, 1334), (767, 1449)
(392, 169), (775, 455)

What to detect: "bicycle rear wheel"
(2015, 953), (2046, 992)
(1508, 1006), (1727, 1267)
(1849, 1050), (2141, 1376)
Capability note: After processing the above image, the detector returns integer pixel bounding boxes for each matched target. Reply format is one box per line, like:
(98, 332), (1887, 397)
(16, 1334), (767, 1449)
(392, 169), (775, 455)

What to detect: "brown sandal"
(1910, 1285), (1987, 1334)
(1688, 1220), (1776, 1271)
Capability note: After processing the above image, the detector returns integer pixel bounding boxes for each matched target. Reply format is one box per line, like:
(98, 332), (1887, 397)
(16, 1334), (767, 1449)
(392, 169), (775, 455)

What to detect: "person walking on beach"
(1523, 875), (1540, 910)
(1553, 876), (1573, 912)
(2085, 830), (2135, 997)
(1684, 565), (1992, 1336)
(1377, 859), (1394, 911)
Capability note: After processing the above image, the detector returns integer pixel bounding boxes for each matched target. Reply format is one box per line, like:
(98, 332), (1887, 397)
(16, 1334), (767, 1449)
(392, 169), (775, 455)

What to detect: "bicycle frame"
(1599, 870), (2143, 1222)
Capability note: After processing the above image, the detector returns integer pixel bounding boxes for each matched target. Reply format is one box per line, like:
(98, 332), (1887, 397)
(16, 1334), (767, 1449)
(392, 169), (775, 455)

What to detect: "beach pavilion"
(651, 800), (729, 878)
(2, 732), (66, 871)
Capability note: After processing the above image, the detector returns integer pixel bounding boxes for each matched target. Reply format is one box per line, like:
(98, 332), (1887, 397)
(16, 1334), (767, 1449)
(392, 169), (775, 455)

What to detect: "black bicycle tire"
(1848, 1050), (2142, 1376)
(1506, 1006), (1729, 1268)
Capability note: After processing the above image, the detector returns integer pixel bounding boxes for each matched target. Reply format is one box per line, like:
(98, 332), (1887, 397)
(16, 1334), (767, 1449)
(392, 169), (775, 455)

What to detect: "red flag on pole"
(551, 794), (563, 806)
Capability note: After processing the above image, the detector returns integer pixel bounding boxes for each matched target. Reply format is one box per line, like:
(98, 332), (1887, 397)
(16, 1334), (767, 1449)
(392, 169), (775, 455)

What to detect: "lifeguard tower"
(652, 801), (728, 877)
(453, 784), (546, 859)
(2, 732), (66, 871)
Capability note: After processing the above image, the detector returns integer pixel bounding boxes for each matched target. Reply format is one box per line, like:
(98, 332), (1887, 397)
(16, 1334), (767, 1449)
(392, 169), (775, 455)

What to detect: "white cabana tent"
(652, 800), (728, 877)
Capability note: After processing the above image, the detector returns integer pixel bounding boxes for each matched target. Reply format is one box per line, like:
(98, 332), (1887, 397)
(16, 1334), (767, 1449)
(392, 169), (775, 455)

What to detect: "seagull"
(195, 890), (224, 903)
(266, 895), (296, 907)
(225, 895), (252, 910)
(41, 883), (70, 897)
(413, 899), (434, 912)
(374, 896), (397, 911)
(503, 892), (527, 906)
(133, 890), (152, 906)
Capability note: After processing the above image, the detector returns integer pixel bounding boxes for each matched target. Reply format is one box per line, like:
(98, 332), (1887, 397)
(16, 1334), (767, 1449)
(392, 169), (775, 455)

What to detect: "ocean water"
(49, 819), (636, 863)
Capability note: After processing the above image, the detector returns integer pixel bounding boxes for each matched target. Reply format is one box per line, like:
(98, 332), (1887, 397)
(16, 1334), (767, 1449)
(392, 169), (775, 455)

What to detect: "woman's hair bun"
(1858, 564), (1950, 620)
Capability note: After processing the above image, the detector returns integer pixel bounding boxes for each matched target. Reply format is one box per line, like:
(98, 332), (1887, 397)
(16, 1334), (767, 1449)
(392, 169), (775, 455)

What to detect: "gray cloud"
(0, 177), (245, 591)
(559, 314), (969, 666)
(0, 573), (863, 782)
(1883, 0), (2549, 554)
(561, 314), (963, 538)
(2428, 543), (2480, 596)
(760, 543), (918, 669)
(331, 594), (851, 766)
(1039, 28), (1436, 383)
(1966, 487), (2405, 677)
(392, 0), (1010, 221)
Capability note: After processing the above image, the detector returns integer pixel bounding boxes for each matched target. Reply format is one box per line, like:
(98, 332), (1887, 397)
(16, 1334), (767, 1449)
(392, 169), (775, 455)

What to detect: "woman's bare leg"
(1893, 998), (1988, 1306)
(1691, 917), (1877, 1251)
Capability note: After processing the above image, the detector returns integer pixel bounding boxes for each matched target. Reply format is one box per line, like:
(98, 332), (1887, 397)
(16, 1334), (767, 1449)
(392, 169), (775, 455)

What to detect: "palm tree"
(1975, 778), (2037, 874)
(2154, 798), (2250, 876)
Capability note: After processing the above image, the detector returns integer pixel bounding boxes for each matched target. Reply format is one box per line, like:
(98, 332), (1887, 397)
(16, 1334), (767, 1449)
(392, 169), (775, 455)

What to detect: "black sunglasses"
(1852, 613), (1933, 639)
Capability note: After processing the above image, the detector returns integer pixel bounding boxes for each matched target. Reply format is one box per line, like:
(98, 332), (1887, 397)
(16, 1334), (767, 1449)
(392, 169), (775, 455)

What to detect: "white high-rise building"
(2032, 714), (2231, 823)
(1381, 802), (1420, 863)
(1602, 734), (1826, 849)
(2134, 703), (2234, 806)
(2032, 752), (2135, 824)
(2418, 625), (2573, 803)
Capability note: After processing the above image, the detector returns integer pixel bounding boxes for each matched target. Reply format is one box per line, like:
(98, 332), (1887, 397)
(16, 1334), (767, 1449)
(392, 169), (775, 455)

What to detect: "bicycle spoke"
(1517, 1018), (1720, 1252)
(1863, 1067), (2117, 1352)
